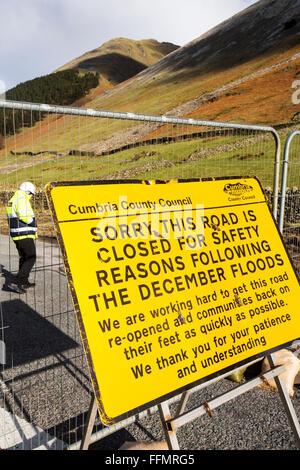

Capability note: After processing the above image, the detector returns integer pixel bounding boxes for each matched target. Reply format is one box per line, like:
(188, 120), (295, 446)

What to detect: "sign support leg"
(80, 395), (98, 450)
(267, 354), (300, 449)
(158, 401), (180, 450)
(174, 391), (190, 418)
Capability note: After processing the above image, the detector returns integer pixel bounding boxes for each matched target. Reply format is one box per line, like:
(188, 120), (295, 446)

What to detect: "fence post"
(0, 339), (5, 365)
(279, 130), (300, 233)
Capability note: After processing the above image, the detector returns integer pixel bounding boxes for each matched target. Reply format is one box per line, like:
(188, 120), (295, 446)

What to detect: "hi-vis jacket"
(6, 190), (38, 241)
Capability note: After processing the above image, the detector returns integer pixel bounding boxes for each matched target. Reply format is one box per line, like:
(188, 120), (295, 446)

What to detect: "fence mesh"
(0, 100), (297, 449)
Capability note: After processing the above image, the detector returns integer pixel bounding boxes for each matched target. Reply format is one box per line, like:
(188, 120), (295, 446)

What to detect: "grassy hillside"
(0, 132), (281, 185)
(83, 38), (300, 125)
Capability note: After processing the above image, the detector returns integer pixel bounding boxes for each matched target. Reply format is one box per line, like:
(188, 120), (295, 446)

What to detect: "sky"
(0, 0), (258, 92)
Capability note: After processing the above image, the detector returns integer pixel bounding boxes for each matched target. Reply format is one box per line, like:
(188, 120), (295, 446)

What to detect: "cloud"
(0, 0), (257, 90)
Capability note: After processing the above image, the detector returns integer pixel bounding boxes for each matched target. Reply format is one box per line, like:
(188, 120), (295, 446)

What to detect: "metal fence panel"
(0, 99), (295, 450)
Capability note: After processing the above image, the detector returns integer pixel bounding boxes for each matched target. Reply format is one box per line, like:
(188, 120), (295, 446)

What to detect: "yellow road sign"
(45, 177), (300, 425)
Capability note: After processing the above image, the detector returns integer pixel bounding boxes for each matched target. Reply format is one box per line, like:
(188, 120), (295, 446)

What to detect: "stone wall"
(0, 190), (49, 210)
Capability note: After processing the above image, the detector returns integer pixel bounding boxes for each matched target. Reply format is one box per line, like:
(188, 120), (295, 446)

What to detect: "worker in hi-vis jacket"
(6, 182), (37, 293)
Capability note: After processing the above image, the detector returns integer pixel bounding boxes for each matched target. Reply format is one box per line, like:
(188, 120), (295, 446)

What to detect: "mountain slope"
(1, 0), (300, 190)
(84, 0), (300, 125)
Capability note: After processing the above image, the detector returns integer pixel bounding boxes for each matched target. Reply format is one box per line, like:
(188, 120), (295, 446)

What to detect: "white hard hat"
(19, 182), (36, 195)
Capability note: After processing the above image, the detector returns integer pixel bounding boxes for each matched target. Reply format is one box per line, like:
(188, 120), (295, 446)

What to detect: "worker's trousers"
(13, 238), (36, 283)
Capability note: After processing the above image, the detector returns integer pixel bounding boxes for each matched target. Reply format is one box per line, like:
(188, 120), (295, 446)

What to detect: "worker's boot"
(10, 276), (26, 293)
(22, 281), (36, 289)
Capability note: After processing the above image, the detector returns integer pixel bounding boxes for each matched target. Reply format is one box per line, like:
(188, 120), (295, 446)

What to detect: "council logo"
(223, 182), (254, 196)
